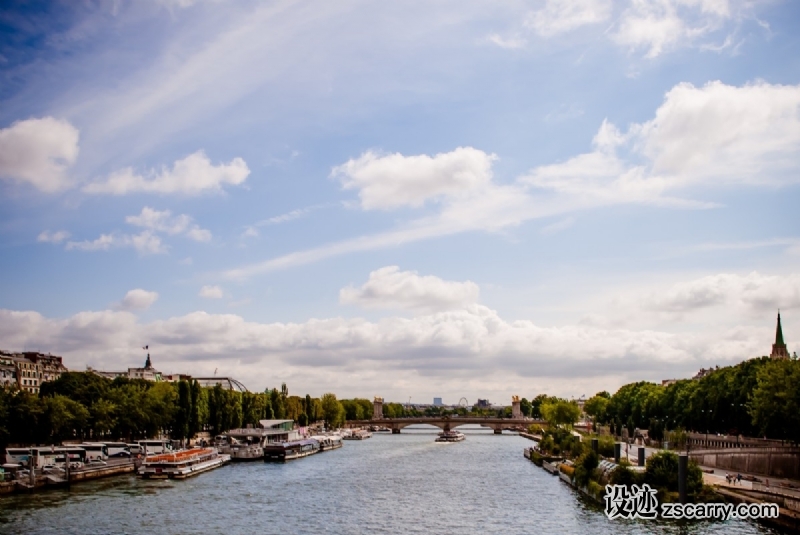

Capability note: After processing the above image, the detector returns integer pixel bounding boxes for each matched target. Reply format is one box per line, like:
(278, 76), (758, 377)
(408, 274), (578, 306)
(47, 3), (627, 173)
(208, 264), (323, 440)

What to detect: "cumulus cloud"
(118, 289), (159, 311)
(331, 147), (496, 210)
(0, 299), (785, 399)
(646, 272), (800, 314)
(37, 230), (71, 244)
(199, 285), (224, 299)
(525, 81), (800, 203)
(225, 81), (800, 280)
(0, 117), (80, 193)
(84, 150), (250, 195)
(340, 266), (480, 313)
(56, 206), (211, 255)
(126, 206), (212, 242)
(525, 0), (612, 37)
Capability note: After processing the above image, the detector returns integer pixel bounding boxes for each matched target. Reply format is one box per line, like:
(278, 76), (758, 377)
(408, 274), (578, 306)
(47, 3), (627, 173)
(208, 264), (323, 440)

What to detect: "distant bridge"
(346, 416), (543, 434)
(345, 396), (543, 434)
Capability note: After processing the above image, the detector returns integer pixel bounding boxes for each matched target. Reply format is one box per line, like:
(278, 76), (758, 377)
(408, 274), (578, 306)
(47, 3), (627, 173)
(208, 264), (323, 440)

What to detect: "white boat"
(435, 430), (466, 443)
(138, 447), (230, 479)
(343, 430), (372, 440)
(311, 435), (343, 451)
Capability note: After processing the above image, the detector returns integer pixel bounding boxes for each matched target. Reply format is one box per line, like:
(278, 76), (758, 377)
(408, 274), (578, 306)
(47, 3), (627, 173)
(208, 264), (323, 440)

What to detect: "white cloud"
(37, 230), (71, 244)
(612, 0), (738, 58)
(199, 285), (224, 299)
(0, 299), (789, 399)
(119, 289), (159, 311)
(84, 150), (250, 195)
(340, 266), (480, 313)
(126, 206), (212, 242)
(224, 80), (800, 279)
(525, 0), (612, 37)
(485, 34), (527, 50)
(541, 216), (575, 235)
(646, 272), (800, 314)
(0, 117), (80, 193)
(331, 147), (496, 210)
(525, 81), (800, 202)
(635, 81), (800, 185)
(65, 231), (167, 255)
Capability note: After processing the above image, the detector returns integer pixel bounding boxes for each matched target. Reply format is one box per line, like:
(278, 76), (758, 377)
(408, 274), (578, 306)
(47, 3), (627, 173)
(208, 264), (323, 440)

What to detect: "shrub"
(588, 480), (604, 500)
(609, 461), (642, 487)
(573, 450), (600, 487)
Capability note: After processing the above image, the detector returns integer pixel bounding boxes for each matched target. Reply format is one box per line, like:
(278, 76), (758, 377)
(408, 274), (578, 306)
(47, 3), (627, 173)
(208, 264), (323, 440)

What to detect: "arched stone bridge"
(346, 416), (542, 434)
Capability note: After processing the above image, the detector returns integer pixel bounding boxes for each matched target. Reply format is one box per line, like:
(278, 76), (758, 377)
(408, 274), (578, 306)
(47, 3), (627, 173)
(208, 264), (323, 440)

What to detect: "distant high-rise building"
(433, 397), (443, 406)
(771, 312), (789, 360)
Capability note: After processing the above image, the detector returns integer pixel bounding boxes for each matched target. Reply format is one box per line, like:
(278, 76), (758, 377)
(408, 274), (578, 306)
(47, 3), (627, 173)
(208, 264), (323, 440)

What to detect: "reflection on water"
(0, 426), (779, 535)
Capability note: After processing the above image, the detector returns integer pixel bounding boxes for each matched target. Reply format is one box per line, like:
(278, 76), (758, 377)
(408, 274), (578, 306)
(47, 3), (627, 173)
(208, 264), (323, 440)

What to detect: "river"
(0, 427), (779, 535)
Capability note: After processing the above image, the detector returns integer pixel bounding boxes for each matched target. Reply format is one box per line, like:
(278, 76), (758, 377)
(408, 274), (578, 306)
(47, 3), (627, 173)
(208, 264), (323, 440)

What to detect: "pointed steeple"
(775, 312), (785, 346)
(771, 312), (789, 359)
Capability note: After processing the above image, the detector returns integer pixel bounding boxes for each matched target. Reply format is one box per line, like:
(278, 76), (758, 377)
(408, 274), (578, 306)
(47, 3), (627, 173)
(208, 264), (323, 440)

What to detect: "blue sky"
(1, 0), (798, 403)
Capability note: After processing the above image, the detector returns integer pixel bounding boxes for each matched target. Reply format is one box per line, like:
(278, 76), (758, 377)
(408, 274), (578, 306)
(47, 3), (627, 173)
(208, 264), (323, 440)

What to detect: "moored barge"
(263, 439), (320, 462)
(138, 447), (230, 479)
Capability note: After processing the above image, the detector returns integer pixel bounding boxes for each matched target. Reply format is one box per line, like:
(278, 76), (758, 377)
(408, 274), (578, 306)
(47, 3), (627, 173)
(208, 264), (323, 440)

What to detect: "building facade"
(0, 350), (68, 393)
(87, 353), (163, 382)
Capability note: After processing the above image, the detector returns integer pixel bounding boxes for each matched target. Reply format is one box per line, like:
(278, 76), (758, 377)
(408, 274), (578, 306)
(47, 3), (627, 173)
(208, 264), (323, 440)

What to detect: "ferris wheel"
(458, 397), (469, 407)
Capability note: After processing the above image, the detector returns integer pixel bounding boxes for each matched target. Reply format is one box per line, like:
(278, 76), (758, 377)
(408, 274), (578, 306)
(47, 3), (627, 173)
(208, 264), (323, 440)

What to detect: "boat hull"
(138, 449), (230, 479)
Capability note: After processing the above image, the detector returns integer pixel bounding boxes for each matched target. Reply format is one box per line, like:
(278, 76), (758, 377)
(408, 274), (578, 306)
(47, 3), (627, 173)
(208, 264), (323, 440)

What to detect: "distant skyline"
(1, 0), (798, 402)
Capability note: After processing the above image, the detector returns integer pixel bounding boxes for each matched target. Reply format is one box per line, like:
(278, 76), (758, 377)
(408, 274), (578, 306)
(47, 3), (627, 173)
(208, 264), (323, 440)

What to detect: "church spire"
(775, 311), (785, 346)
(771, 311), (788, 359)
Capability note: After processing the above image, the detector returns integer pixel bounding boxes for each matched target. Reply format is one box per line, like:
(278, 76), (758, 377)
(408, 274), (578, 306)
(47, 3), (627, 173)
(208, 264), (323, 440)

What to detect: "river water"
(0, 427), (778, 535)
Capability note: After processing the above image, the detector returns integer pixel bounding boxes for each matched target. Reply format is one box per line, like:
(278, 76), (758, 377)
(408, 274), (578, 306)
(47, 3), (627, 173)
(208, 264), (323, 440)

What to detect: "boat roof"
(258, 419), (294, 428)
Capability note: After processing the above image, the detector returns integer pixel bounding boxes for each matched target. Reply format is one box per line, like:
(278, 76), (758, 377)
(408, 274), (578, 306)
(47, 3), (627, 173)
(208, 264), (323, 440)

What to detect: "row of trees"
(580, 357), (800, 443)
(0, 372), (356, 448)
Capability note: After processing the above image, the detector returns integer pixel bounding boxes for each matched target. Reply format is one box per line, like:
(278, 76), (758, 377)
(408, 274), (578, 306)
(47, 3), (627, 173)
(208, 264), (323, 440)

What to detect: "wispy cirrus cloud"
(225, 80), (800, 279)
(37, 230), (71, 244)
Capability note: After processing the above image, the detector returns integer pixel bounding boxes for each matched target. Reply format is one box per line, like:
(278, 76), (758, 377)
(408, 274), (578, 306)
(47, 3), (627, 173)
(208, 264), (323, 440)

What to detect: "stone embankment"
(1, 459), (137, 495)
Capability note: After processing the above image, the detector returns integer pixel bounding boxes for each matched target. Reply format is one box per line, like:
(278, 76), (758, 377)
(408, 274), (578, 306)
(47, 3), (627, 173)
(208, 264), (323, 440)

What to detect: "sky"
(0, 0), (799, 404)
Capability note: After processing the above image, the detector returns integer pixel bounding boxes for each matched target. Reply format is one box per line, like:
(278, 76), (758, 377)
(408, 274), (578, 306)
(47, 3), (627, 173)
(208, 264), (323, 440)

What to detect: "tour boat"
(138, 447), (230, 479)
(343, 430), (372, 440)
(311, 435), (343, 452)
(435, 430), (466, 443)
(263, 439), (320, 462)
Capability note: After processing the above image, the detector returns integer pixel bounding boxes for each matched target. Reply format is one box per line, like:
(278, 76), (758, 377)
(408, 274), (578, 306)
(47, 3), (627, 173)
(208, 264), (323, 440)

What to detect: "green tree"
(644, 451), (703, 501)
(573, 449), (599, 487)
(583, 395), (609, 429)
(750, 359), (800, 442)
(173, 381), (192, 442)
(43, 395), (90, 444)
(270, 388), (286, 419)
(89, 398), (117, 439)
(520, 397), (532, 417)
(321, 393), (345, 429)
(541, 399), (581, 428)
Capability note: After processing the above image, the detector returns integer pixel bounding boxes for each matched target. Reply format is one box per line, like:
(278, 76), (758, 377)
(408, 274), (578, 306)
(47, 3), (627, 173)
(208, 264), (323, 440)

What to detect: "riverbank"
(1, 459), (137, 495)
